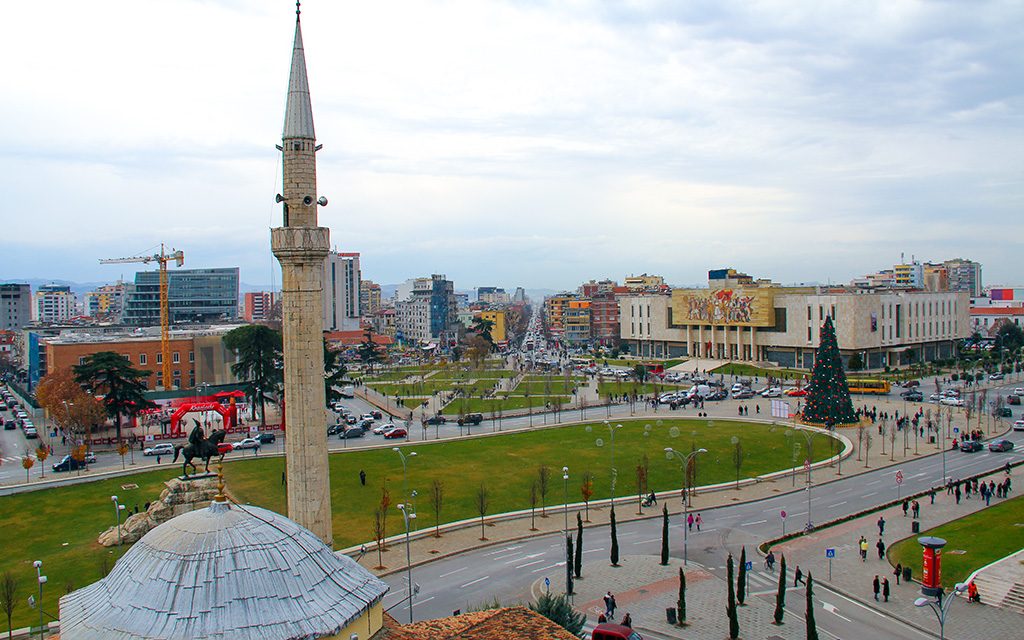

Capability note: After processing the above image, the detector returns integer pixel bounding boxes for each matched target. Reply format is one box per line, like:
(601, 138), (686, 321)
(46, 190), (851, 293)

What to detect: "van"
(339, 385), (355, 398)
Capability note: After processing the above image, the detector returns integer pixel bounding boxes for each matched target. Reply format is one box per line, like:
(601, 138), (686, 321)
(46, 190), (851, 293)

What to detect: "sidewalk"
(772, 468), (1024, 640)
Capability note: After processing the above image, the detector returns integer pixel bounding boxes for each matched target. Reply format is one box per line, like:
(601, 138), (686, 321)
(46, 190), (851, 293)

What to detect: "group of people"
(947, 474), (1012, 504)
(598, 592), (631, 628)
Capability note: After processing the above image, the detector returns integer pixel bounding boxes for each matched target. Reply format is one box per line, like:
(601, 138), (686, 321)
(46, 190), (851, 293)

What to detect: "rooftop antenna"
(296, 0), (301, 18)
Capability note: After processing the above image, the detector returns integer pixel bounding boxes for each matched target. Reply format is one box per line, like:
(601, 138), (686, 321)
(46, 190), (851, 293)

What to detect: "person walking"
(876, 538), (886, 560)
(877, 516), (886, 536)
(687, 513), (694, 531)
(902, 500), (909, 517)
(695, 513), (703, 531)
(955, 485), (961, 504)
(609, 594), (617, 619)
(603, 592), (613, 618)
(873, 575), (881, 601)
(621, 613), (632, 628)
(894, 563), (903, 585)
(359, 469), (367, 486)
(883, 578), (891, 602)
(912, 500), (920, 519)
(794, 566), (805, 586)
(859, 536), (869, 562)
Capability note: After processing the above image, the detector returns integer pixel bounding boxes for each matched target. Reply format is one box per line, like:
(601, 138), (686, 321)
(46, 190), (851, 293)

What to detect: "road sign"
(825, 548), (836, 558)
(745, 561), (753, 570)
(895, 470), (904, 485)
(953, 427), (959, 434)
(544, 577), (550, 587)
(804, 459), (811, 471)
(780, 510), (787, 519)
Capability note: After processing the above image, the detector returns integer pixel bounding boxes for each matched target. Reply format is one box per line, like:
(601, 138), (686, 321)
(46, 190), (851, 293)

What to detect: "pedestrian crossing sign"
(826, 548), (836, 558)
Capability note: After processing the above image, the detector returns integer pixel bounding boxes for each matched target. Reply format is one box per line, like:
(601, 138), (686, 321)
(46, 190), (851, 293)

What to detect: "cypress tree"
(737, 546), (747, 605)
(806, 572), (819, 640)
(610, 507), (619, 566)
(566, 535), (574, 595)
(677, 567), (686, 624)
(660, 504), (670, 566)
(574, 513), (583, 579)
(774, 554), (787, 624)
(726, 554), (739, 639)
(804, 315), (858, 425)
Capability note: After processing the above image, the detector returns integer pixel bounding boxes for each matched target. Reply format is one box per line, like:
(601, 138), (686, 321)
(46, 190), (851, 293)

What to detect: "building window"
(79, 356), (86, 365)
(139, 353), (147, 365)
(807, 327), (812, 341)
(121, 353), (131, 362)
(189, 351), (194, 363)
(156, 353), (163, 364)
(172, 352), (180, 364)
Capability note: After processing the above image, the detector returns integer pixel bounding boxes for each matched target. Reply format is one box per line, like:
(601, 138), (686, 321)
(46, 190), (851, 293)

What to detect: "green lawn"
(888, 494), (1024, 585)
(597, 381), (681, 396)
(712, 363), (807, 379)
(444, 395), (574, 413)
(0, 418), (834, 631)
(515, 380), (580, 395)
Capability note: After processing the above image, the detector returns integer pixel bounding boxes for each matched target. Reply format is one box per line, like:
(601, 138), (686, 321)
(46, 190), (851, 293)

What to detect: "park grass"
(446, 395), (572, 413)
(597, 381), (683, 397)
(362, 371), (419, 383)
(888, 494), (1024, 585)
(711, 363), (807, 379)
(0, 418), (835, 630)
(514, 380), (580, 395)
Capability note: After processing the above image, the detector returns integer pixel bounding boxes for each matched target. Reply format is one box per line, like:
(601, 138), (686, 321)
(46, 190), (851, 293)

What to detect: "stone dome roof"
(59, 501), (389, 640)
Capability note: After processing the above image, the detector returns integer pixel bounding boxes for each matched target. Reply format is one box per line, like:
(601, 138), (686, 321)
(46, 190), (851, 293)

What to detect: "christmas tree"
(803, 315), (858, 425)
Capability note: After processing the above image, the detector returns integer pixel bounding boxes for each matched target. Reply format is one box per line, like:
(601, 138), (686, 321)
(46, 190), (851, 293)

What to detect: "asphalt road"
(381, 427), (1024, 638)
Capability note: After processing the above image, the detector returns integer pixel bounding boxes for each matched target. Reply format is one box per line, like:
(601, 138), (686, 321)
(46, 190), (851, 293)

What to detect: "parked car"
(1009, 395), (1022, 406)
(233, 438), (260, 450)
(144, 443), (175, 457)
(345, 414), (358, 424)
(785, 388), (808, 397)
(1013, 419), (1024, 432)
(372, 422), (397, 435)
(990, 373), (1005, 380)
(761, 387), (783, 398)
(732, 389), (755, 400)
(592, 623), (643, 640)
(383, 427), (408, 439)
(359, 413), (376, 423)
(327, 423), (345, 436)
(706, 389), (728, 401)
(52, 455), (88, 473)
(458, 413), (484, 426)
(901, 380), (921, 388)
(340, 426), (366, 439)
(217, 442), (233, 455)
(959, 440), (983, 453)
(424, 415), (447, 425)
(2, 418), (12, 430)
(370, 410), (383, 420)
(254, 432), (276, 444)
(1014, 388), (1024, 396)
(901, 390), (924, 401)
(23, 426), (37, 439)
(988, 439), (1015, 452)
(993, 407), (1013, 418)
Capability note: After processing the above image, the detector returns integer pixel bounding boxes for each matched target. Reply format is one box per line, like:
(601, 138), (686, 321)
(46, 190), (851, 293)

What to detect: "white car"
(144, 443), (175, 457)
(372, 422), (397, 435)
(1015, 388), (1024, 397)
(233, 438), (260, 450)
(940, 396), (964, 407)
(359, 413), (376, 422)
(1013, 419), (1024, 432)
(761, 387), (783, 398)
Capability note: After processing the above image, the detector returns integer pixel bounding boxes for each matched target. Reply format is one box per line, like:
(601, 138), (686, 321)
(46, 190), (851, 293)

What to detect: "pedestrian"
(929, 489), (935, 505)
(794, 566), (805, 586)
(609, 594), (617, 619)
(281, 471), (286, 486)
(876, 538), (885, 560)
(955, 486), (961, 504)
(695, 513), (702, 531)
(860, 536), (868, 561)
(894, 563), (902, 585)
(603, 592), (612, 617)
(873, 575), (880, 601)
(621, 613), (632, 628)
(912, 501), (920, 519)
(156, 455), (161, 465)
(687, 513), (694, 531)
(883, 578), (890, 602)
(597, 613), (607, 623)
(989, 480), (996, 497)
(359, 469), (367, 486)
(902, 500), (909, 517)
(877, 516), (885, 536)
(1007, 461), (1013, 475)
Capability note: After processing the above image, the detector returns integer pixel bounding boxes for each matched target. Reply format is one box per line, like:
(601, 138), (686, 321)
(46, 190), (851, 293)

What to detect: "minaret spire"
(283, 1), (315, 140)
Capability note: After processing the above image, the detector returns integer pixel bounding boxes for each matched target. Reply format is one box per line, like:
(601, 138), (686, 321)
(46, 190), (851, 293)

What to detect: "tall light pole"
(33, 560), (46, 640)
(392, 448), (417, 622)
(562, 466), (571, 595)
(915, 582), (967, 640)
(665, 447), (706, 566)
(111, 495), (126, 546)
(786, 427), (816, 530)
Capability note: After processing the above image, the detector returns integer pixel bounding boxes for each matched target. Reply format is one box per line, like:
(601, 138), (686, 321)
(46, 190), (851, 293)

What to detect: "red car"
(217, 442), (233, 455)
(592, 624), (643, 640)
(383, 428), (408, 439)
(785, 388), (808, 397)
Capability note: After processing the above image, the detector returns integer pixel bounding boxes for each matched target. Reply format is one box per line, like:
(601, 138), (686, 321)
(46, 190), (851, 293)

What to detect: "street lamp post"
(914, 583), (967, 640)
(787, 427), (816, 530)
(111, 495), (126, 546)
(562, 466), (571, 595)
(397, 503), (417, 624)
(33, 560), (46, 640)
(665, 447), (707, 566)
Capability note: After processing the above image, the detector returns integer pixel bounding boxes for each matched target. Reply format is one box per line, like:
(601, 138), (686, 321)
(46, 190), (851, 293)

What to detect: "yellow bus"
(847, 379), (891, 395)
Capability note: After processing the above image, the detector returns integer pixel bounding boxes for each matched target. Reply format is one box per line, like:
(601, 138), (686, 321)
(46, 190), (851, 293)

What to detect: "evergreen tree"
(566, 535), (574, 595)
(726, 554), (739, 639)
(737, 546), (747, 605)
(574, 513), (583, 579)
(222, 325), (283, 426)
(774, 554), (787, 624)
(73, 351), (156, 441)
(803, 315), (858, 425)
(610, 507), (620, 566)
(529, 592), (586, 636)
(323, 338), (347, 407)
(677, 567), (687, 624)
(660, 504), (670, 566)
(806, 572), (819, 640)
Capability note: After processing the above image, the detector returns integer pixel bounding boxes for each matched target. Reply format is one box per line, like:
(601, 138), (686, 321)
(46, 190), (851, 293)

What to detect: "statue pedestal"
(177, 472), (217, 482)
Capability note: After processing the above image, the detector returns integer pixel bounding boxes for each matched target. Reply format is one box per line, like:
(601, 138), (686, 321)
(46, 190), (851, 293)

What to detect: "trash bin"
(912, 520), (920, 533)
(929, 435), (935, 444)
(666, 607), (677, 625)
(903, 567), (912, 582)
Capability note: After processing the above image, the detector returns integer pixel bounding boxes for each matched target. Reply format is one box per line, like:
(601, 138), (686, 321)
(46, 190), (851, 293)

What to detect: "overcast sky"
(1, 0), (1021, 291)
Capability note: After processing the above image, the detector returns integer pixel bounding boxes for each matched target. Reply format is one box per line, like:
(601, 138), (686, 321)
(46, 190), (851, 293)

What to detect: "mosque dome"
(59, 500), (389, 639)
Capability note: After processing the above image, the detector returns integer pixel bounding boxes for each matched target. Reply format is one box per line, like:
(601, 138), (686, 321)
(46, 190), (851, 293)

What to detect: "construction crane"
(100, 244), (184, 390)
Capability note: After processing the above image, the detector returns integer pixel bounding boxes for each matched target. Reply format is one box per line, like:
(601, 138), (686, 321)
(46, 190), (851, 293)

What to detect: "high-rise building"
(323, 251), (360, 331)
(243, 291), (276, 322)
(513, 287), (527, 303)
(944, 258), (982, 297)
(84, 282), (131, 320)
(395, 275), (457, 344)
(624, 273), (665, 291)
(477, 286), (510, 305)
(0, 283), (31, 331)
(359, 280), (381, 316)
(123, 268), (239, 326)
(33, 283), (76, 323)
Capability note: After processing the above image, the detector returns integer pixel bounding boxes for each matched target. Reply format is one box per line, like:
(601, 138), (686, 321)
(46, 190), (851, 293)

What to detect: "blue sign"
(544, 578), (550, 587)
(826, 548), (836, 558)
(953, 427), (960, 434)
(745, 561), (753, 570)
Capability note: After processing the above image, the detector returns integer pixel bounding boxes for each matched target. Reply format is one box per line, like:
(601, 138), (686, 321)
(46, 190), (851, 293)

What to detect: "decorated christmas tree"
(803, 315), (858, 425)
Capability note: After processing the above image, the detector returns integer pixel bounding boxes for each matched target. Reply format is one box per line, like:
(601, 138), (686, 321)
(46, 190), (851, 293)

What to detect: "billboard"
(672, 288), (775, 327)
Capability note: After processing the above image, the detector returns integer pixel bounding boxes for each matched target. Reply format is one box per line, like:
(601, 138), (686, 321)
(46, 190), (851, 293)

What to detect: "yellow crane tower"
(100, 244), (184, 390)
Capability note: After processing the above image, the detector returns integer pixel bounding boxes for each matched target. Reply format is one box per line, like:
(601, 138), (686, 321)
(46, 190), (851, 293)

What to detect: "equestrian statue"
(173, 419), (227, 478)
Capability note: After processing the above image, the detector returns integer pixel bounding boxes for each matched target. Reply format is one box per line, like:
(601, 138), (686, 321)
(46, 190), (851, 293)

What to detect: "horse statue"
(173, 419), (228, 478)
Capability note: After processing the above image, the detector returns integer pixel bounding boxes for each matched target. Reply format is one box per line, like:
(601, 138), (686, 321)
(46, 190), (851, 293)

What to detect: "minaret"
(271, 2), (333, 545)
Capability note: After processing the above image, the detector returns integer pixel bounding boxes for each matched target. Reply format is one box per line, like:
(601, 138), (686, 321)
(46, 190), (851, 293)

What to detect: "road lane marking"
(826, 501), (847, 508)
(485, 545), (521, 555)
(582, 548), (605, 554)
(740, 519), (767, 526)
(532, 562), (565, 573)
(821, 601), (851, 622)
(633, 537), (662, 545)
(460, 576), (489, 588)
(504, 552), (544, 564)
(863, 492), (877, 497)
(516, 560), (545, 569)
(438, 567), (466, 578)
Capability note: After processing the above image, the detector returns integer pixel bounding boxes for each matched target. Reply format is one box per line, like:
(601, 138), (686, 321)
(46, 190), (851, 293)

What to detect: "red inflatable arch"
(169, 400), (237, 436)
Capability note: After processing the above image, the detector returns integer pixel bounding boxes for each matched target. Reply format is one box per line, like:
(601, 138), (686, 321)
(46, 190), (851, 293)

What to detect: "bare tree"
(889, 424), (897, 461)
(476, 483), (490, 540)
(863, 431), (872, 468)
(580, 472), (594, 522)
(529, 481), (539, 531)
(879, 422), (888, 456)
(538, 465), (551, 517)
(379, 486), (392, 549)
(373, 509), (386, 569)
(635, 458), (649, 515)
(856, 425), (866, 461)
(1, 571), (17, 640)
(732, 440), (744, 489)
(429, 479), (444, 538)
